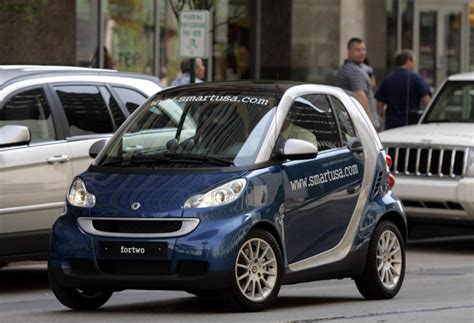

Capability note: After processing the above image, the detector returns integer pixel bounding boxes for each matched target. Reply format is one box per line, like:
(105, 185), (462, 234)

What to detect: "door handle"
(47, 155), (70, 164)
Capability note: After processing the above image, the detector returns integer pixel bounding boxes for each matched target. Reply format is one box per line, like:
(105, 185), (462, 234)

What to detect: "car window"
(99, 86), (126, 128)
(423, 81), (474, 123)
(113, 87), (147, 113)
(281, 94), (340, 151)
(54, 85), (114, 136)
(328, 95), (356, 144)
(0, 87), (55, 143)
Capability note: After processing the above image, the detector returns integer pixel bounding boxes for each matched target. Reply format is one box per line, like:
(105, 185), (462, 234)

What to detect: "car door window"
(54, 85), (114, 136)
(99, 86), (126, 128)
(328, 95), (356, 144)
(282, 94), (340, 151)
(113, 86), (147, 113)
(0, 87), (55, 143)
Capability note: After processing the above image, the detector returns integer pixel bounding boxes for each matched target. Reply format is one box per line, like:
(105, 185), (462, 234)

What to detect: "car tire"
(228, 229), (283, 311)
(355, 221), (405, 300)
(49, 274), (113, 310)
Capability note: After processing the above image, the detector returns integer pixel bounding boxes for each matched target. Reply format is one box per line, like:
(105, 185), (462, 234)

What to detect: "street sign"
(179, 10), (210, 59)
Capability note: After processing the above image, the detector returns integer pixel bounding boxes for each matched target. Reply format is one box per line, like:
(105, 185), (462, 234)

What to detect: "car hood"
(81, 170), (247, 217)
(379, 123), (474, 147)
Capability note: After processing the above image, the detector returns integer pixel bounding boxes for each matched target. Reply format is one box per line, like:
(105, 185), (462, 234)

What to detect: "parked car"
(0, 65), (161, 267)
(379, 73), (474, 225)
(48, 81), (406, 311)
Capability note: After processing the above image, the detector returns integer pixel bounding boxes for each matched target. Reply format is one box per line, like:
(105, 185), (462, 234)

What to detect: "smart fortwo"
(48, 81), (406, 311)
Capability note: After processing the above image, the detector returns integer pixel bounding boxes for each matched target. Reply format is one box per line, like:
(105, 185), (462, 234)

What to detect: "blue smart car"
(48, 82), (406, 311)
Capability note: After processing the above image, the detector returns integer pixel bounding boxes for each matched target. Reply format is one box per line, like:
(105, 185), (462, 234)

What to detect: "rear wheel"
(0, 262), (7, 269)
(355, 221), (405, 299)
(49, 272), (112, 310)
(229, 229), (283, 311)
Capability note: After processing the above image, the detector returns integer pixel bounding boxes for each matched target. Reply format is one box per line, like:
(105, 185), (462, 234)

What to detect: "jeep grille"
(385, 146), (469, 178)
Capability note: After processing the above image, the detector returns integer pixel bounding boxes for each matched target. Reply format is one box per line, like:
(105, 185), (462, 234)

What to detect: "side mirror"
(282, 138), (318, 160)
(89, 139), (107, 158)
(0, 125), (31, 148)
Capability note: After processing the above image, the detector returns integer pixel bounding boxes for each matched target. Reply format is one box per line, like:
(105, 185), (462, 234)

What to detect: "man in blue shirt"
(375, 50), (431, 130)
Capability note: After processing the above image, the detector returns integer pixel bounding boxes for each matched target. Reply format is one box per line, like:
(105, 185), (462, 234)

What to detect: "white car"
(379, 72), (474, 224)
(0, 65), (161, 266)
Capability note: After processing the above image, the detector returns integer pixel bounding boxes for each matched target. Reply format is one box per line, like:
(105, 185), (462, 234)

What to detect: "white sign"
(179, 10), (210, 58)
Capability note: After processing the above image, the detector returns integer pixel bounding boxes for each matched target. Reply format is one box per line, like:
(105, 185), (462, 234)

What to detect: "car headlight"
(67, 178), (96, 208)
(467, 149), (474, 177)
(184, 178), (247, 209)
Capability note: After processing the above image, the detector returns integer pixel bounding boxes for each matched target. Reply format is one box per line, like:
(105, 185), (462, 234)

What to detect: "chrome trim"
(394, 147), (399, 174)
(77, 217), (200, 238)
(427, 148), (433, 177)
(0, 201), (64, 215)
(404, 148), (410, 175)
(462, 148), (469, 177)
(415, 148), (421, 175)
(449, 149), (456, 178)
(384, 144), (468, 179)
(438, 149), (444, 177)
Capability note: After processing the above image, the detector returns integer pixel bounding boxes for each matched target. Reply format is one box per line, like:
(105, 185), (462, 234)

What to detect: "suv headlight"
(184, 178), (247, 209)
(67, 178), (96, 208)
(467, 149), (474, 177)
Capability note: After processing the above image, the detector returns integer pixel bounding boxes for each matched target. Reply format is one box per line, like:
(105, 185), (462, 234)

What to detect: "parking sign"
(179, 10), (209, 58)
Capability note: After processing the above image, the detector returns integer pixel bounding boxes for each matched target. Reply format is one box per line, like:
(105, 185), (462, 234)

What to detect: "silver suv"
(0, 65), (161, 266)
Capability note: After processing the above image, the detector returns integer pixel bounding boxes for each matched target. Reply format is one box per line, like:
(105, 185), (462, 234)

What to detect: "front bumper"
(48, 212), (254, 291)
(393, 176), (474, 221)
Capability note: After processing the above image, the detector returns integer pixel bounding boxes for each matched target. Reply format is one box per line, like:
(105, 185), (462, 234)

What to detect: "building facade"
(0, 0), (472, 89)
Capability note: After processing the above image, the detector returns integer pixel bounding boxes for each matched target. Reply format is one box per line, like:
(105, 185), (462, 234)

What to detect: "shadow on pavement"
(0, 266), (49, 293)
(45, 294), (362, 316)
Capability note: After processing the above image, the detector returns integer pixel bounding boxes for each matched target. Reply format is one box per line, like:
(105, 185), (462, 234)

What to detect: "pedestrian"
(336, 38), (381, 131)
(375, 50), (431, 130)
(170, 58), (206, 87)
(361, 57), (376, 91)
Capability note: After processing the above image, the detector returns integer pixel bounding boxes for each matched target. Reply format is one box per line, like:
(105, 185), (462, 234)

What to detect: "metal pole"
(255, 0), (261, 80)
(154, 0), (161, 77)
(190, 58), (196, 83)
(98, 0), (105, 68)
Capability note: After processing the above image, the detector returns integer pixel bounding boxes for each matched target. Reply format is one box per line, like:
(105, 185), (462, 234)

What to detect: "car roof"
(162, 80), (303, 96)
(447, 72), (474, 81)
(0, 65), (160, 88)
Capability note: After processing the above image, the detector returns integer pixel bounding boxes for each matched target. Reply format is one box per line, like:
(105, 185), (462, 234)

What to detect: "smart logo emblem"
(131, 202), (141, 210)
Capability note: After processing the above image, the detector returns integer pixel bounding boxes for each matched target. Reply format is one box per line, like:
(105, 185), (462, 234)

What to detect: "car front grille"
(385, 146), (469, 178)
(92, 219), (182, 234)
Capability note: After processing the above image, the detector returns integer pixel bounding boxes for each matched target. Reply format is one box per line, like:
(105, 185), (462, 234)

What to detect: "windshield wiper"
(166, 154), (233, 166)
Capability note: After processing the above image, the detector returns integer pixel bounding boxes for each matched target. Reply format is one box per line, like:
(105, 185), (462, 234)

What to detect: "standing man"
(336, 38), (381, 131)
(171, 58), (206, 87)
(375, 50), (431, 130)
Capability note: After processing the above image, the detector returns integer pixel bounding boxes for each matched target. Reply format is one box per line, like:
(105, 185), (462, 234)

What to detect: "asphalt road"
(0, 236), (473, 322)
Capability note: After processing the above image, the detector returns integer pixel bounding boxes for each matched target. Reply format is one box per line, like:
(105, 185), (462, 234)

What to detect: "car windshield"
(422, 81), (474, 124)
(98, 89), (278, 168)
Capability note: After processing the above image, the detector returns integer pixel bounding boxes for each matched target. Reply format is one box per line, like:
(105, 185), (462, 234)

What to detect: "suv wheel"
(229, 229), (283, 311)
(355, 221), (405, 299)
(49, 274), (112, 310)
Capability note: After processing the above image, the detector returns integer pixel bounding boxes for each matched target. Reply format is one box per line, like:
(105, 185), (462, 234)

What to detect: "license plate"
(99, 241), (167, 258)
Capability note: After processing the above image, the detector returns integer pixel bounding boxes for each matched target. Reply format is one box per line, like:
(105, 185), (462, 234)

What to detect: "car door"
(0, 86), (72, 250)
(281, 94), (364, 265)
(50, 83), (128, 176)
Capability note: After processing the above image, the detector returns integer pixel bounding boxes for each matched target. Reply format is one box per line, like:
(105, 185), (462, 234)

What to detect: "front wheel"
(49, 273), (112, 310)
(229, 229), (283, 311)
(355, 221), (405, 299)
